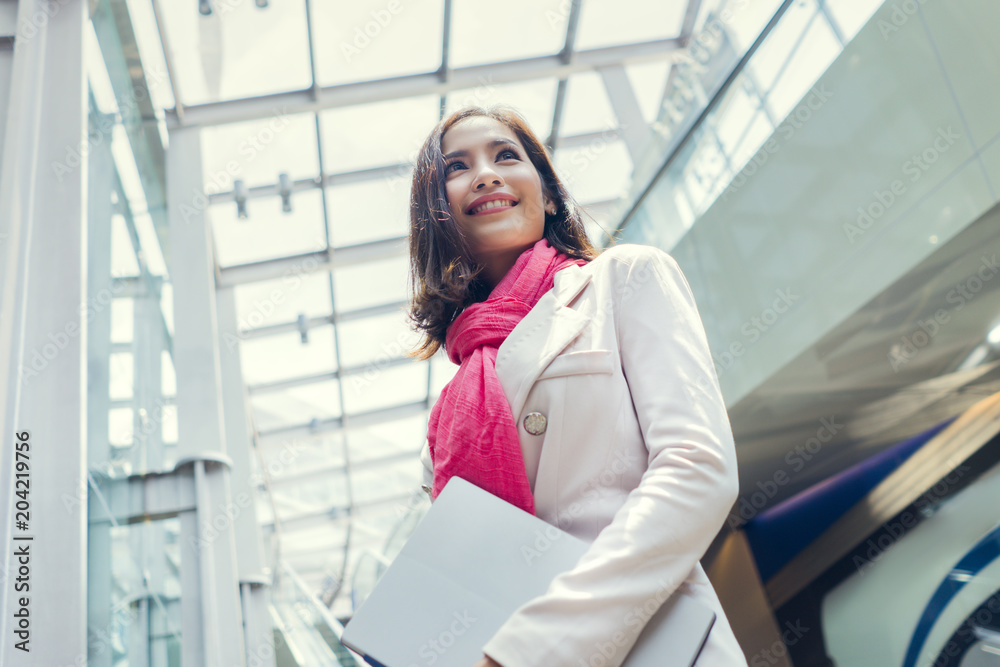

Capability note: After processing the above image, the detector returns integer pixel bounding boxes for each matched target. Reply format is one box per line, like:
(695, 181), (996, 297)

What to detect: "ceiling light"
(987, 321), (1000, 346)
(279, 173), (292, 213)
(234, 179), (248, 219)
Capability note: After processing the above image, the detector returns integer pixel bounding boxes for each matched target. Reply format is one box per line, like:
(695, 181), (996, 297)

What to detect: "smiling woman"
(407, 104), (599, 357)
(404, 104), (747, 667)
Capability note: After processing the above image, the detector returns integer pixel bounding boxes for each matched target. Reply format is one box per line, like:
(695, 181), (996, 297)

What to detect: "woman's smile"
(469, 200), (518, 216)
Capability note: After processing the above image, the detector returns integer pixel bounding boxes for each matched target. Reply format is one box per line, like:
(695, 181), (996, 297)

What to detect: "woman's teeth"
(471, 200), (515, 214)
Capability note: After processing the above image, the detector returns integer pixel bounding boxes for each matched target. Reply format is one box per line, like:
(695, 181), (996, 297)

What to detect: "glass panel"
(713, 83), (762, 156)
(327, 179), (410, 248)
(209, 190), (327, 268)
(747, 0), (818, 92)
(444, 78), (559, 140)
(561, 71), (618, 136)
(200, 111), (320, 192)
(109, 352), (134, 401)
(98, 518), (183, 666)
(161, 351), (176, 397)
(158, 1), (312, 105)
(355, 413), (429, 460)
(577, 0), (687, 49)
(332, 254), (409, 312)
(554, 139), (632, 203)
(349, 458), (421, 506)
(111, 298), (134, 343)
(337, 310), (420, 369)
(449, 0), (565, 68)
(259, 433), (347, 483)
(626, 58), (673, 124)
(90, 7), (182, 663)
(233, 271), (332, 328)
(312, 0), (445, 86)
(343, 361), (426, 414)
(764, 11), (840, 122)
(722, 0), (785, 52)
(240, 328), (338, 386)
(826, 0), (883, 43)
(729, 107), (776, 174)
(111, 213), (140, 277)
(319, 95), (440, 174)
(250, 380), (343, 432)
(123, 0), (175, 111)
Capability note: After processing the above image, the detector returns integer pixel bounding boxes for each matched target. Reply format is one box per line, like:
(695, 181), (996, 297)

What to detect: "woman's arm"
(480, 246), (740, 667)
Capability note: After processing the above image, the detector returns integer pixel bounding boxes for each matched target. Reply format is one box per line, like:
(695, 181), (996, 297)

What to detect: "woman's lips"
(468, 201), (517, 216)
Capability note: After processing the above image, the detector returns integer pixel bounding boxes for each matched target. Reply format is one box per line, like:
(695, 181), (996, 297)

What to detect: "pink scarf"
(427, 237), (590, 515)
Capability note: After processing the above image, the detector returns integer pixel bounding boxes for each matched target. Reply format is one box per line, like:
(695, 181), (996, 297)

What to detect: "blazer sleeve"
(481, 247), (740, 667)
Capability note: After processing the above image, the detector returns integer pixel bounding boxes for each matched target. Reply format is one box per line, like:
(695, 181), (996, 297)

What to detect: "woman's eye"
(445, 161), (463, 173)
(498, 149), (518, 160)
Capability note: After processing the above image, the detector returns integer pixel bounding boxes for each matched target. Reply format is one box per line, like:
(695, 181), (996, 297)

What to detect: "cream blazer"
(419, 243), (747, 667)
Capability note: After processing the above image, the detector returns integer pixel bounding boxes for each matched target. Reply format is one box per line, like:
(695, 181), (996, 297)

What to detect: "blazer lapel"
(495, 262), (594, 420)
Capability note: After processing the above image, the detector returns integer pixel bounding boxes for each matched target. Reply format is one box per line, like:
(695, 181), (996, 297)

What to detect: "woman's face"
(441, 116), (551, 276)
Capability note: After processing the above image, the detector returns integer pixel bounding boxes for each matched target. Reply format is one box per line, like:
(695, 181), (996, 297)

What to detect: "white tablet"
(341, 475), (715, 667)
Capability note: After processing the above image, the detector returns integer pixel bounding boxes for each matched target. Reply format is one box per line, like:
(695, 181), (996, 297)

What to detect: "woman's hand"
(473, 654), (504, 667)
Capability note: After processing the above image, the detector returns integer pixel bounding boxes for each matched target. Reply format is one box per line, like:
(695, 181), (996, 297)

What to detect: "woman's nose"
(473, 167), (503, 189)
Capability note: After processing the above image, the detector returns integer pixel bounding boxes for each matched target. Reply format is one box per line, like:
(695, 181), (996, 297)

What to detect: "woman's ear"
(544, 195), (557, 216)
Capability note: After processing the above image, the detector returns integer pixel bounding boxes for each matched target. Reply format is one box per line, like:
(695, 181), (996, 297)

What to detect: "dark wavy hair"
(405, 104), (608, 361)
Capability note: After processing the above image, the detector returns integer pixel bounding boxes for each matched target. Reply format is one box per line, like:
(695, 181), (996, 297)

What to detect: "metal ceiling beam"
(680, 0), (704, 38)
(166, 38), (686, 130)
(545, 0), (582, 151)
(597, 64), (650, 162)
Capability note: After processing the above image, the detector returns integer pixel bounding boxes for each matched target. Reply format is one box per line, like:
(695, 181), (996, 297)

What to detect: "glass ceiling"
(98, 0), (831, 619)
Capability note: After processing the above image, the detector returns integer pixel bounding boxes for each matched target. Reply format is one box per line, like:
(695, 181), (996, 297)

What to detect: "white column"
(0, 1), (89, 665)
(217, 285), (277, 667)
(167, 124), (246, 667)
(86, 111), (116, 667)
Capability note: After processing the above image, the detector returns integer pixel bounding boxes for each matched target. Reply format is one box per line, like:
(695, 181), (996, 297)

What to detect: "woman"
(406, 104), (747, 667)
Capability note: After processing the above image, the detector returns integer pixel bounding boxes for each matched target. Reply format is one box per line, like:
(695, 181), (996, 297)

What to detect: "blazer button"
(523, 412), (547, 435)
